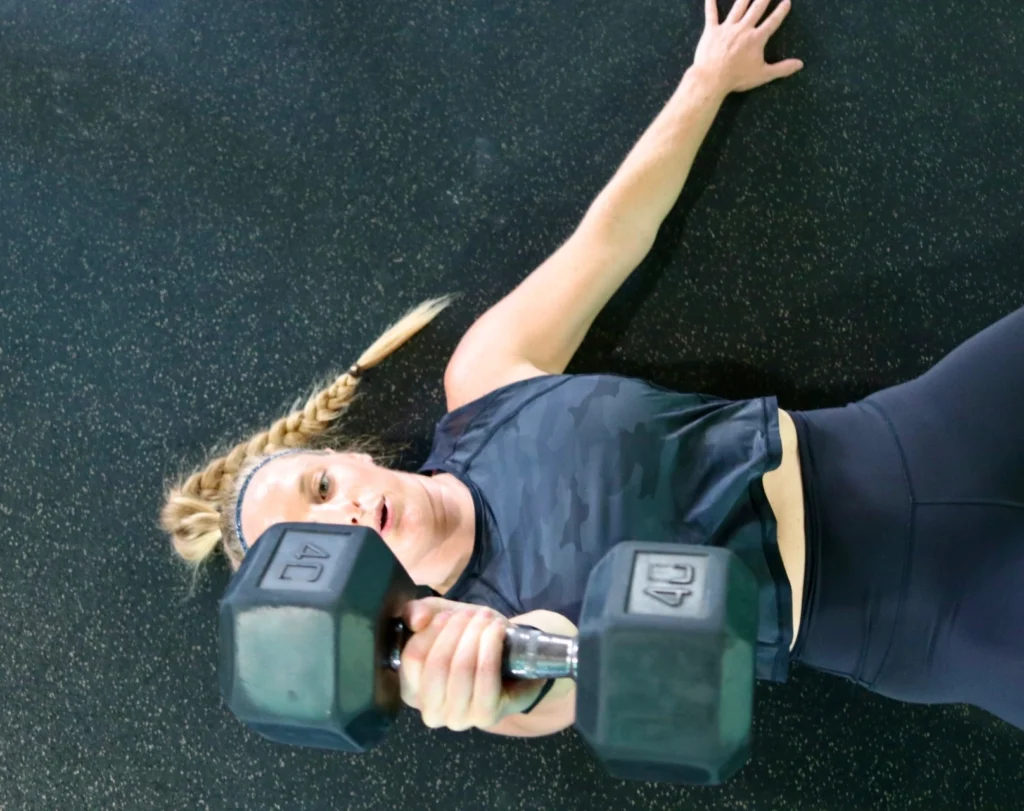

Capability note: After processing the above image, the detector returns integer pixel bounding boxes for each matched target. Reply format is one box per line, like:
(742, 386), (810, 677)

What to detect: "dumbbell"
(218, 522), (760, 785)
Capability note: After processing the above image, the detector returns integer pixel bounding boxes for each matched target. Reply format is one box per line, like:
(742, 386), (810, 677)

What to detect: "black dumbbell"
(219, 522), (760, 785)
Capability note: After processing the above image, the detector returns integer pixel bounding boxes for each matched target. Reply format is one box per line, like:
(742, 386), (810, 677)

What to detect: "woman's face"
(237, 450), (445, 570)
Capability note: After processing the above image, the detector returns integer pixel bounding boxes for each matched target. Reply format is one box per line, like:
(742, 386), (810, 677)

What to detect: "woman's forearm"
(483, 678), (576, 738)
(588, 64), (727, 244)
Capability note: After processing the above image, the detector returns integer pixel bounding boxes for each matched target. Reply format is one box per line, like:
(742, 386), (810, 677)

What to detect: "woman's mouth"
(380, 499), (390, 534)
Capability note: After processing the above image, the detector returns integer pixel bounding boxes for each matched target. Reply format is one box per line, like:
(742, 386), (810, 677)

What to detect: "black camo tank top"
(419, 374), (795, 682)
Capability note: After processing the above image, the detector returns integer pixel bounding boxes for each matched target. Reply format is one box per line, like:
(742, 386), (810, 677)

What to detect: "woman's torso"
(421, 373), (803, 682)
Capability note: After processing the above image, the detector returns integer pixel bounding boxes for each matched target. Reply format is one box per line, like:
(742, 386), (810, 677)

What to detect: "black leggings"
(791, 305), (1024, 729)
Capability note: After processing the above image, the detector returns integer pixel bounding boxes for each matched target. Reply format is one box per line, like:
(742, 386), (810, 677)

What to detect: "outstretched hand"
(693, 0), (804, 95)
(398, 597), (548, 731)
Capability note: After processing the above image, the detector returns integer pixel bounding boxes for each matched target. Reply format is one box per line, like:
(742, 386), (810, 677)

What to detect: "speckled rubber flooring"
(1, 0), (1022, 809)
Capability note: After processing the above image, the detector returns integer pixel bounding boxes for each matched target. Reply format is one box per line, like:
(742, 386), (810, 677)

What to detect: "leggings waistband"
(788, 403), (913, 686)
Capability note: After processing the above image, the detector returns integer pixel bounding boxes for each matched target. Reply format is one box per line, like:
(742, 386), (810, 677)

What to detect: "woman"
(162, 0), (1024, 742)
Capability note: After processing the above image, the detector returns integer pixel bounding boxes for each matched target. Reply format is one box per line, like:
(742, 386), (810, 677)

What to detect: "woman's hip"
(789, 402), (912, 687)
(791, 306), (1024, 724)
(873, 499), (1024, 726)
(865, 304), (1024, 505)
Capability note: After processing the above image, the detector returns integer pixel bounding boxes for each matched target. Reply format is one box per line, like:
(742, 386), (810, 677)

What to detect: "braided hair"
(159, 296), (451, 571)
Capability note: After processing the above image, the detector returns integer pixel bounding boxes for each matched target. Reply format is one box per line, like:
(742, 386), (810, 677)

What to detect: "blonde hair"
(159, 296), (452, 572)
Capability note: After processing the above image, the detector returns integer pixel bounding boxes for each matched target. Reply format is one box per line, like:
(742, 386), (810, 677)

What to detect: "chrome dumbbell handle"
(387, 620), (578, 681)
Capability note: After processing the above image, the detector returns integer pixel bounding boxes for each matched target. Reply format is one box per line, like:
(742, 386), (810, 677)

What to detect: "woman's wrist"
(683, 62), (732, 105)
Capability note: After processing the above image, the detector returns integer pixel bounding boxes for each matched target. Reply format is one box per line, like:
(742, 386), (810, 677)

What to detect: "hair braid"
(160, 296), (452, 571)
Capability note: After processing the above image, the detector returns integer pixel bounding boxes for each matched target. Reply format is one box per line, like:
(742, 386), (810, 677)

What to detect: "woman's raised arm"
(443, 0), (803, 411)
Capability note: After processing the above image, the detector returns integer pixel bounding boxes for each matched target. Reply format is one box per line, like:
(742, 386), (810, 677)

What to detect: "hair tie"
(348, 363), (364, 379)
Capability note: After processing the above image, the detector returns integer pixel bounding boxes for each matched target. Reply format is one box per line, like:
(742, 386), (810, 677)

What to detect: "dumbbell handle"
(387, 620), (579, 681)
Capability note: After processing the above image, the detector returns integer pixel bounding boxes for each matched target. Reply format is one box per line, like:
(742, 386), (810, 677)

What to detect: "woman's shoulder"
(420, 372), (765, 473)
(441, 371), (720, 414)
(430, 373), (666, 442)
(418, 375), (570, 473)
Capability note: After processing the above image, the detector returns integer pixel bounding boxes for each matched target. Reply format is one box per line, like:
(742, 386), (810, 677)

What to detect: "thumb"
(768, 59), (805, 81)
(403, 597), (450, 632)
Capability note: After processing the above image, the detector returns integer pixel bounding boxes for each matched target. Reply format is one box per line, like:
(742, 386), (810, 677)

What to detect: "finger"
(419, 611), (472, 729)
(403, 597), (474, 632)
(766, 58), (805, 82)
(743, 0), (773, 26)
(758, 0), (792, 37)
(403, 600), (436, 633)
(470, 618), (508, 728)
(704, 0), (719, 27)
(444, 610), (494, 731)
(726, 0), (752, 23)
(400, 610), (453, 708)
(402, 597), (450, 632)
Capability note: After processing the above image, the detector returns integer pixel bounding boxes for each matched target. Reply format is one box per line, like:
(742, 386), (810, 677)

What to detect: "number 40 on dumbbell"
(219, 523), (761, 786)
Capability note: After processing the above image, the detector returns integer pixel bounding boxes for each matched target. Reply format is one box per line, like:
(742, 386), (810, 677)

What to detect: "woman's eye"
(317, 474), (330, 500)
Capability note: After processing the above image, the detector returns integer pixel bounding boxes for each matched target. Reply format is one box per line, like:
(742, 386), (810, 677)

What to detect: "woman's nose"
(339, 498), (371, 527)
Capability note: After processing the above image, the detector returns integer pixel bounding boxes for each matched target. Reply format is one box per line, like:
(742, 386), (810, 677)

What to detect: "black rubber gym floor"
(1, 0), (1022, 809)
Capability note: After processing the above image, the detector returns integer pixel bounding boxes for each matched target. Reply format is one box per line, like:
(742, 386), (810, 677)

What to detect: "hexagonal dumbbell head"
(574, 542), (760, 786)
(218, 523), (428, 752)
